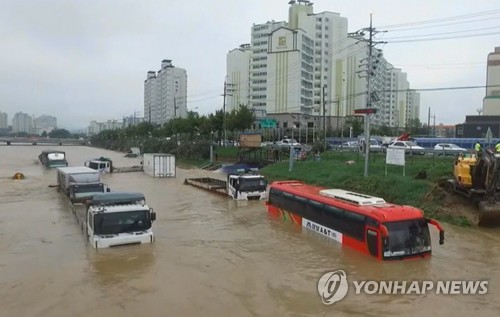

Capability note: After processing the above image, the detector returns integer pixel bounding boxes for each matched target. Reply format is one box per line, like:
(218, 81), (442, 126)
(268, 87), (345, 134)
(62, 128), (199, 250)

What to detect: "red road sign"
(354, 108), (377, 114)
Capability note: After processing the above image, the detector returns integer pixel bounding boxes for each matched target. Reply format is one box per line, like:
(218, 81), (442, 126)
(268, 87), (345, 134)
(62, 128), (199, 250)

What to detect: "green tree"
(49, 129), (72, 138)
(405, 118), (422, 136)
(347, 117), (364, 137)
(41, 131), (48, 138)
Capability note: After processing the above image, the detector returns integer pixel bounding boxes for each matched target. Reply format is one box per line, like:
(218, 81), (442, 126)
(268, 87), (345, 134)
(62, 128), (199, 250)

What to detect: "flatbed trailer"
(185, 171), (268, 200)
(184, 178), (228, 196)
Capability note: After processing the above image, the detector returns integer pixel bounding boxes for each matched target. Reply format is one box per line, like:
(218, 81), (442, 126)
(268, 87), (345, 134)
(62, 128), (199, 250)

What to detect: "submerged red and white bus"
(266, 181), (445, 260)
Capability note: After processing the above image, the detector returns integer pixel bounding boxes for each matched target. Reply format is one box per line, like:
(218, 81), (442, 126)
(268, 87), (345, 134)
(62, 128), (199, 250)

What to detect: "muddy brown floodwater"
(1, 145), (500, 317)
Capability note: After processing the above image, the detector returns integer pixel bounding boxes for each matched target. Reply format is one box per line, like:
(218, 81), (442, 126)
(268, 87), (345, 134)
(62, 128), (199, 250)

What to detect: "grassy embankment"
(259, 151), (471, 226)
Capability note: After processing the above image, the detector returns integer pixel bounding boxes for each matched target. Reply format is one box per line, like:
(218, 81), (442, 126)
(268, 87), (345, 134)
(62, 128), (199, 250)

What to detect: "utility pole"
(322, 85), (326, 151)
(432, 113), (436, 137)
(364, 16), (373, 178)
(427, 107), (431, 136)
(336, 96), (340, 137)
(222, 79), (234, 147)
(349, 14), (386, 177)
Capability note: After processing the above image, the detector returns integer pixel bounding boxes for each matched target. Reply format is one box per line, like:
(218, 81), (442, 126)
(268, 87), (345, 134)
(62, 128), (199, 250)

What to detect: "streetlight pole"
(322, 85), (326, 151)
(363, 15), (373, 177)
(221, 79), (234, 147)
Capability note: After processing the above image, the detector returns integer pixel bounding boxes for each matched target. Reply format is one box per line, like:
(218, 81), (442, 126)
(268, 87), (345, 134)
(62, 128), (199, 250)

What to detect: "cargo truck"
(143, 153), (176, 178)
(184, 169), (267, 200)
(71, 192), (156, 248)
(39, 150), (68, 168)
(56, 166), (109, 203)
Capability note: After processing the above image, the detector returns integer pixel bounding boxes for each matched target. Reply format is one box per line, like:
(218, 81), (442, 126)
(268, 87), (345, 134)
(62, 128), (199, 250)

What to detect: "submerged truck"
(143, 153), (176, 178)
(84, 157), (113, 173)
(56, 166), (109, 203)
(84, 157), (143, 173)
(39, 150), (68, 168)
(184, 169), (268, 200)
(72, 192), (156, 248)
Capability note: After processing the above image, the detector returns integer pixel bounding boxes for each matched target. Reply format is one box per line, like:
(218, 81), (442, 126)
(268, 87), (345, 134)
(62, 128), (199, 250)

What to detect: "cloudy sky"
(1, 0), (499, 130)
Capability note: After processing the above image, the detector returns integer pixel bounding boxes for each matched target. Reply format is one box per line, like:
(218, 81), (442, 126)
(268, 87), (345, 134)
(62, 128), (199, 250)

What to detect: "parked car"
(359, 139), (383, 151)
(340, 141), (359, 150)
(276, 139), (300, 147)
(388, 141), (426, 155)
(434, 143), (467, 155)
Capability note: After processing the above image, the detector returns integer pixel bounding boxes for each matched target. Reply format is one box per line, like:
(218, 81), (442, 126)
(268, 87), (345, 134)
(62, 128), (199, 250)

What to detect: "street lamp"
(208, 123), (215, 162)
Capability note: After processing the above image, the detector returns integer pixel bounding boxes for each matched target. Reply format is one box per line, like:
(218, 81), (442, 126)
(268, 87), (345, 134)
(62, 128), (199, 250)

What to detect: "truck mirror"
(106, 187), (111, 192)
(439, 231), (445, 245)
(151, 211), (156, 221)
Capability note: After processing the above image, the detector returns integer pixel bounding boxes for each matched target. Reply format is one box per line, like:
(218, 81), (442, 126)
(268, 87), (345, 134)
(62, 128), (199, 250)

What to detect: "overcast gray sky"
(1, 0), (499, 130)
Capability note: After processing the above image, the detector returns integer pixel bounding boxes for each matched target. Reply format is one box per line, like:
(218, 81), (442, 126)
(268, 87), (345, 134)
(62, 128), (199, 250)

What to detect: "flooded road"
(1, 145), (500, 316)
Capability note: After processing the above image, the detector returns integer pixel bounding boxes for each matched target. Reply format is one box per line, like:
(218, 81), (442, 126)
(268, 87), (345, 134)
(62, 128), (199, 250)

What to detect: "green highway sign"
(260, 118), (277, 128)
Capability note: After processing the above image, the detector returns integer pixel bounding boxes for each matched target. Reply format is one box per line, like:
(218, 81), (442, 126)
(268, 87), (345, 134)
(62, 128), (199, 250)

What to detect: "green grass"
(260, 151), (471, 226)
(177, 158), (211, 169)
(215, 147), (239, 157)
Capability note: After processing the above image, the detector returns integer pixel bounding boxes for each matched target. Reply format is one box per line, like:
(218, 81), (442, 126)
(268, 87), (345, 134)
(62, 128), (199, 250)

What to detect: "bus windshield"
(239, 177), (267, 192)
(383, 219), (431, 259)
(94, 211), (151, 235)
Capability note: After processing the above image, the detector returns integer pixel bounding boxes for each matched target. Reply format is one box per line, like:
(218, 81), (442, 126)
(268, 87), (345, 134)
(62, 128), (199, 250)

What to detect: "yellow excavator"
(441, 148), (500, 227)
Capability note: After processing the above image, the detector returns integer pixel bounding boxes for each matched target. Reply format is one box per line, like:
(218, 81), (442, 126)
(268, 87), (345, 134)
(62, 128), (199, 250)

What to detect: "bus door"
(366, 227), (380, 258)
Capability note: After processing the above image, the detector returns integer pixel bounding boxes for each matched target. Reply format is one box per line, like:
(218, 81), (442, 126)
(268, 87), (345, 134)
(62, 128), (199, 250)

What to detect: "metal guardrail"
(0, 137), (87, 146)
(330, 145), (472, 156)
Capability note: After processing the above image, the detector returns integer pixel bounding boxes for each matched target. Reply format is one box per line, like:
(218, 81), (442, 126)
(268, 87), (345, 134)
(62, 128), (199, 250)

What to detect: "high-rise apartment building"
(0, 112), (8, 129)
(226, 44), (252, 113)
(483, 47), (500, 115)
(12, 112), (33, 134)
(34, 115), (57, 135)
(226, 0), (419, 128)
(144, 59), (187, 126)
(249, 20), (287, 118)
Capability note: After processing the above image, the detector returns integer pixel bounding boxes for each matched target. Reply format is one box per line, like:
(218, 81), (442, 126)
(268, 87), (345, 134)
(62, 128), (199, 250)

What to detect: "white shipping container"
(143, 153), (176, 178)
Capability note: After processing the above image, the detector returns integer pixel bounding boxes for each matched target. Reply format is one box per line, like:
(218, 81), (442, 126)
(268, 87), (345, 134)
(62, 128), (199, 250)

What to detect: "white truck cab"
(84, 157), (113, 173)
(227, 169), (268, 200)
(84, 192), (156, 248)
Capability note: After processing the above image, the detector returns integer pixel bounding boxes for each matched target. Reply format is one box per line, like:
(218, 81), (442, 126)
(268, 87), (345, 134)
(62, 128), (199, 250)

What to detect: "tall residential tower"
(144, 59), (187, 126)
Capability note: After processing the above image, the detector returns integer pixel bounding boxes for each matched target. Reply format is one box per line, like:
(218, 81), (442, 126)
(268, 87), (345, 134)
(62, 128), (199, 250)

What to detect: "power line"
(383, 15), (500, 32)
(387, 30), (500, 43)
(382, 84), (500, 93)
(383, 25), (500, 40)
(376, 9), (500, 29)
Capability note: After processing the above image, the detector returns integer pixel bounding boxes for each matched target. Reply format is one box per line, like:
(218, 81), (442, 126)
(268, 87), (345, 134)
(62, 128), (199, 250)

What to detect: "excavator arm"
(475, 149), (500, 226)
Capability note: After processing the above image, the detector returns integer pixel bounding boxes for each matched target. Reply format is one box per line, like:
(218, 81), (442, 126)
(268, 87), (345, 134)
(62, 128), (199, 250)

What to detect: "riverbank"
(258, 151), (473, 226)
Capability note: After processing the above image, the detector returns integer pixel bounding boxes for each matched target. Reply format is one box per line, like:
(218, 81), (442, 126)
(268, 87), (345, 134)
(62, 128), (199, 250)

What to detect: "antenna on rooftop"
(476, 108), (483, 115)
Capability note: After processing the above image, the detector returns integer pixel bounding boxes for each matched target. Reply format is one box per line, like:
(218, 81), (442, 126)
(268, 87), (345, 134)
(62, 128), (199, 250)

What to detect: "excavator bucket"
(478, 201), (500, 227)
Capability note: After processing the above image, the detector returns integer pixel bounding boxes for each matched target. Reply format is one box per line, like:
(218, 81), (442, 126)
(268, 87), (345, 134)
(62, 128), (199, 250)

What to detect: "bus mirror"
(439, 231), (445, 245)
(151, 209), (156, 221)
(106, 187), (111, 192)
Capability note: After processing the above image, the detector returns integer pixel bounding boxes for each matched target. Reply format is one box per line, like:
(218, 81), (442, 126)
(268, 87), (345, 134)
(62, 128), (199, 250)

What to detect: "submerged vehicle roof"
(57, 166), (99, 174)
(88, 157), (112, 162)
(40, 149), (66, 154)
(88, 192), (146, 206)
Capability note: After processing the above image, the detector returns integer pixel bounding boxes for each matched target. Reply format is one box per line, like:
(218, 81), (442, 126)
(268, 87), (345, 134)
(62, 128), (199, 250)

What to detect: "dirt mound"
(423, 183), (478, 226)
